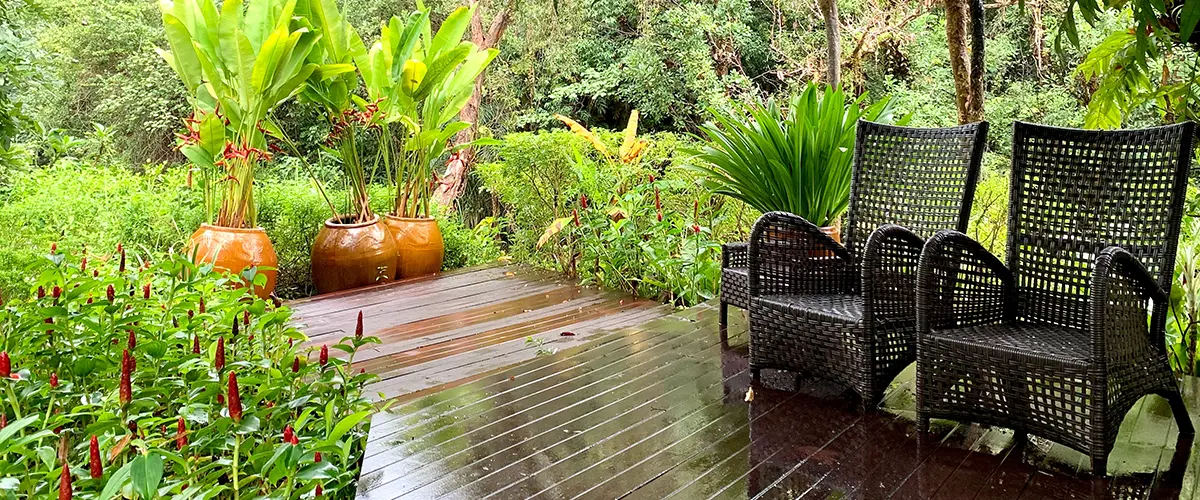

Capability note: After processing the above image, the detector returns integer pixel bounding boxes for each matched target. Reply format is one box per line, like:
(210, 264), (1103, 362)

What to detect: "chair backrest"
(1007, 121), (1194, 329)
(842, 120), (988, 258)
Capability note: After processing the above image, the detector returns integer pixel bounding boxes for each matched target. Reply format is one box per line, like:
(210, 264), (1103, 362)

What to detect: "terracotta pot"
(813, 225), (842, 258)
(384, 215), (444, 279)
(311, 215), (398, 295)
(188, 224), (278, 299)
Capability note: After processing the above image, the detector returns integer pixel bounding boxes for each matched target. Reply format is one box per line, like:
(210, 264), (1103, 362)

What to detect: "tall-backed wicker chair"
(915, 121), (1196, 476)
(745, 120), (988, 407)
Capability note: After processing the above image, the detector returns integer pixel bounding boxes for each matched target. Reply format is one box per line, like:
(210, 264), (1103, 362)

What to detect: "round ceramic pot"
(311, 215), (398, 294)
(189, 224), (279, 299)
(384, 215), (444, 279)
(813, 225), (842, 258)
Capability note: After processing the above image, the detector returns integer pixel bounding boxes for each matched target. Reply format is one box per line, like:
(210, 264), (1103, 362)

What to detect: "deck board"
(289, 264), (672, 401)
(343, 269), (1200, 499)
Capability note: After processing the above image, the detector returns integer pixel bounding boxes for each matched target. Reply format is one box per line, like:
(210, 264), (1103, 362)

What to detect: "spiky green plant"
(688, 83), (905, 228)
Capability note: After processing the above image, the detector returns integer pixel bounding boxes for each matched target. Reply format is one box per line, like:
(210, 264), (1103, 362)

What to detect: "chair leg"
(750, 368), (760, 380)
(1164, 388), (1196, 436)
(917, 414), (929, 434)
(1090, 455), (1107, 477)
(719, 301), (728, 329)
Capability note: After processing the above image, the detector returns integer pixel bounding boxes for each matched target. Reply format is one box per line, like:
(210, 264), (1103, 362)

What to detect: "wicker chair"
(915, 121), (1196, 476)
(743, 120), (988, 407)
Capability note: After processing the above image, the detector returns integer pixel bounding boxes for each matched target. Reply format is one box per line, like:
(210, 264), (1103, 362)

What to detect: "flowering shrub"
(0, 246), (378, 497)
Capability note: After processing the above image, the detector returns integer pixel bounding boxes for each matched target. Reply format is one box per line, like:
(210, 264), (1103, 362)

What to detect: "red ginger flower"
(199, 297), (206, 314)
(654, 188), (661, 211)
(106, 285), (115, 302)
(89, 435), (102, 479)
(580, 193), (589, 209)
(217, 393), (224, 405)
(38, 286), (45, 299)
(573, 209), (580, 227)
(315, 451), (322, 462)
(1, 414), (6, 429)
(657, 211), (663, 222)
(127, 330), (136, 350)
(50, 242), (57, 254)
(59, 463), (72, 500)
(227, 372), (242, 423)
(319, 345), (329, 367)
(692, 224), (701, 234)
(142, 283), (150, 299)
(355, 311), (364, 340)
(232, 316), (239, 337)
(243, 310), (250, 326)
(215, 337), (225, 371)
(52, 286), (61, 299)
(119, 350), (132, 405)
(118, 244), (125, 273)
(192, 334), (200, 354)
(316, 484), (323, 497)
(283, 425), (296, 445)
(0, 351), (9, 378)
(292, 356), (300, 373)
(50, 372), (58, 388)
(176, 417), (187, 450)
(80, 257), (87, 272)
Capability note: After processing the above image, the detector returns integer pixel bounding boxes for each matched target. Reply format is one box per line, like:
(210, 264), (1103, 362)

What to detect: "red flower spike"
(50, 372), (58, 388)
(86, 297), (93, 304)
(243, 310), (250, 326)
(232, 316), (239, 337)
(292, 356), (300, 373)
(355, 311), (364, 340)
(580, 194), (589, 209)
(50, 242), (57, 254)
(215, 337), (225, 371)
(288, 338), (294, 348)
(92, 270), (98, 278)
(106, 285), (115, 302)
(119, 350), (132, 405)
(227, 372), (242, 423)
(1, 414), (6, 429)
(52, 286), (61, 299)
(118, 245), (126, 273)
(316, 484), (323, 497)
(320, 345), (329, 367)
(127, 330), (136, 350)
(38, 286), (45, 299)
(142, 283), (150, 300)
(692, 224), (701, 234)
(89, 435), (102, 479)
(59, 463), (71, 500)
(80, 257), (87, 272)
(315, 451), (322, 463)
(657, 211), (663, 222)
(176, 417), (187, 450)
(0, 352), (9, 378)
(693, 200), (699, 220)
(654, 188), (661, 211)
(217, 393), (225, 405)
(199, 297), (205, 314)
(192, 335), (200, 354)
(573, 209), (580, 227)
(283, 425), (295, 444)
(187, 309), (194, 320)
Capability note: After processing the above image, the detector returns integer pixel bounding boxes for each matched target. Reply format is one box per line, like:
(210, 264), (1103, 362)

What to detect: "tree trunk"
(819, 0), (842, 86)
(945, 0), (984, 124)
(435, 0), (514, 207)
(1029, 0), (1046, 78)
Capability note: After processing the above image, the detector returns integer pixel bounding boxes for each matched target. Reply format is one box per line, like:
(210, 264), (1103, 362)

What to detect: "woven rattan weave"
(740, 120), (988, 407)
(915, 121), (1197, 476)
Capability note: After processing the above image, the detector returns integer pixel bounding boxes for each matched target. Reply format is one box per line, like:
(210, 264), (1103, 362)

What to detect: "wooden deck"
(352, 295), (1200, 500)
(288, 264), (672, 401)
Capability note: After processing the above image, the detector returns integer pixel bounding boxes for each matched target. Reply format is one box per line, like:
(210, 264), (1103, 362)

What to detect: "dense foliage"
(0, 249), (376, 496)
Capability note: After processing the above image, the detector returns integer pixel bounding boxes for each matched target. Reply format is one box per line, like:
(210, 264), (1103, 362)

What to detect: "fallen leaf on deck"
(745, 387), (755, 403)
(560, 332), (576, 336)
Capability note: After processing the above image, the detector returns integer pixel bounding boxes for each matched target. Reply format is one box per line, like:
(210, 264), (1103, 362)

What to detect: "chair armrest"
(722, 242), (748, 269)
(748, 211), (854, 297)
(862, 224), (925, 325)
(1090, 246), (1168, 362)
(917, 230), (1014, 332)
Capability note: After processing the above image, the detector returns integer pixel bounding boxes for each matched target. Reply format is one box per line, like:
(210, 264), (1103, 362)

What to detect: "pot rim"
(197, 223), (268, 234)
(384, 214), (437, 223)
(324, 214), (382, 229)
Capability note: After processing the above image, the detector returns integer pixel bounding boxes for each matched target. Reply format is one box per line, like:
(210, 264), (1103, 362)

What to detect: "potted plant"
(356, 5), (498, 279)
(161, 0), (322, 297)
(688, 83), (905, 241)
(297, 0), (398, 294)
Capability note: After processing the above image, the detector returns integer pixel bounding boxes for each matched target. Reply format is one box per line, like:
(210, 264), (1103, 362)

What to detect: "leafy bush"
(0, 249), (377, 496)
(478, 126), (751, 305)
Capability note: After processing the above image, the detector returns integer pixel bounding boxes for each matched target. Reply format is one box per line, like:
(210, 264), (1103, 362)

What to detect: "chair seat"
(926, 321), (1090, 366)
(753, 294), (864, 324)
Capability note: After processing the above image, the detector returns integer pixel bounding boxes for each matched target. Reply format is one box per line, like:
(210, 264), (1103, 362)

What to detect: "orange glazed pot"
(311, 215), (398, 294)
(189, 224), (278, 299)
(384, 215), (444, 279)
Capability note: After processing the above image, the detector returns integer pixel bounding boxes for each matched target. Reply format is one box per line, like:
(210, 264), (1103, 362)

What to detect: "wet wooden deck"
(288, 264), (672, 401)
(354, 299), (1200, 500)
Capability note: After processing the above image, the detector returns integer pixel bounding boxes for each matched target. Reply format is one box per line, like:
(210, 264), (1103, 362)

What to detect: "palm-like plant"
(160, 0), (324, 228)
(689, 83), (905, 228)
(355, 4), (498, 218)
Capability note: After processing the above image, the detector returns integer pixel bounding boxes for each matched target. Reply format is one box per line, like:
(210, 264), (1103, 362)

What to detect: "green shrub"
(0, 250), (377, 496)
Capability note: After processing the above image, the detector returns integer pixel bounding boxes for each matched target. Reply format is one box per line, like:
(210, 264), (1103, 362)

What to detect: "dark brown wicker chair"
(915, 121), (1196, 476)
(743, 120), (988, 407)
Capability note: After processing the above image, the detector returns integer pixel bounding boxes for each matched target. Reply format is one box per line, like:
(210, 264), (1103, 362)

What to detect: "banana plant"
(159, 0), (324, 229)
(355, 3), (499, 218)
(294, 0), (378, 223)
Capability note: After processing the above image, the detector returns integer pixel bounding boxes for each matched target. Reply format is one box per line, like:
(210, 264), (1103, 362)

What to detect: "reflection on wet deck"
(355, 300), (1200, 499)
